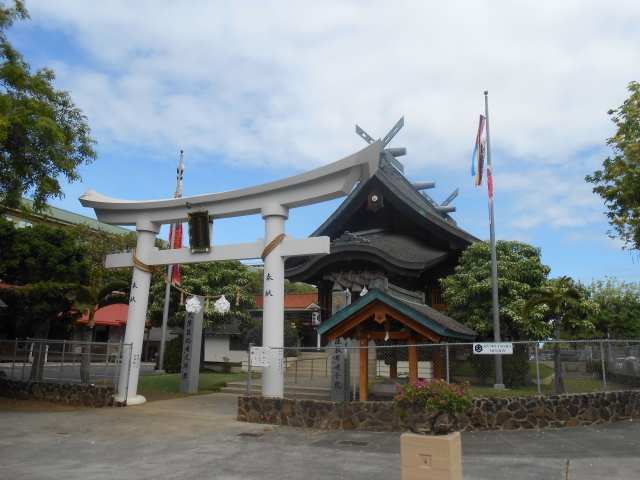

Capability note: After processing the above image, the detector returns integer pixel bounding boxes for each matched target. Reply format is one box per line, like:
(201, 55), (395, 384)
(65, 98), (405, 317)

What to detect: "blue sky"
(10, 0), (640, 283)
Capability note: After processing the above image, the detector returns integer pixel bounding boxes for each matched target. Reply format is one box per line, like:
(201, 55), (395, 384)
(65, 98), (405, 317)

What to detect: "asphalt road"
(1, 392), (639, 479)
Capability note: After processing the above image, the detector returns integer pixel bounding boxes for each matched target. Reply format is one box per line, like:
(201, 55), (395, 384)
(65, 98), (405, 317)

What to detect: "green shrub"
(221, 356), (232, 373)
(502, 344), (531, 387)
(161, 335), (183, 373)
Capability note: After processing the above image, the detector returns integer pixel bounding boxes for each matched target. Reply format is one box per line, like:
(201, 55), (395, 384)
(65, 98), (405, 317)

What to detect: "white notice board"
(250, 346), (271, 367)
(473, 343), (513, 355)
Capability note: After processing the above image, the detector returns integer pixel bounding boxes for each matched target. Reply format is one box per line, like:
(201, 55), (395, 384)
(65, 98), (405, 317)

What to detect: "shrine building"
(284, 126), (479, 397)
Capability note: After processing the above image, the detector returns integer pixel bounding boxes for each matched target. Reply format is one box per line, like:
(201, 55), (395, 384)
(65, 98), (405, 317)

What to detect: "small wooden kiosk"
(316, 283), (476, 401)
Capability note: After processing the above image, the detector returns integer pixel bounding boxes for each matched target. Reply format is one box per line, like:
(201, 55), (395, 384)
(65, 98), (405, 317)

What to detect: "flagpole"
(485, 91), (505, 389)
(157, 150), (183, 373)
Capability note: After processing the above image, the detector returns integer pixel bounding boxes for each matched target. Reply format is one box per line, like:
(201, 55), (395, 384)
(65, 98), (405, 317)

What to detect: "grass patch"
(469, 376), (621, 398)
(529, 361), (554, 379)
(137, 371), (258, 401)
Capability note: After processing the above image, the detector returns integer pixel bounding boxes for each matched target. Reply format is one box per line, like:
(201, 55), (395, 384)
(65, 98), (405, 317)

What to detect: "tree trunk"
(553, 314), (565, 394)
(80, 326), (93, 384)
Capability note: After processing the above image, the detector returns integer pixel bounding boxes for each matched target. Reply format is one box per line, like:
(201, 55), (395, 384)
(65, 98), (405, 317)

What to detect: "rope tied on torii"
(131, 233), (286, 311)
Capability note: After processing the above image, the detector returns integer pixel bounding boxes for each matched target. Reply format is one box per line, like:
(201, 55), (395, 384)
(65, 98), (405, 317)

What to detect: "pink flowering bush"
(394, 378), (474, 434)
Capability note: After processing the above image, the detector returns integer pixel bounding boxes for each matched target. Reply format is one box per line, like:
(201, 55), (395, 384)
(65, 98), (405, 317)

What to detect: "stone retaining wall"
(0, 378), (115, 407)
(237, 390), (640, 432)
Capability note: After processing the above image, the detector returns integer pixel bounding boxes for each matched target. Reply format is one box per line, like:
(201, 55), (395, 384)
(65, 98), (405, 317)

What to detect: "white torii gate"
(79, 141), (380, 405)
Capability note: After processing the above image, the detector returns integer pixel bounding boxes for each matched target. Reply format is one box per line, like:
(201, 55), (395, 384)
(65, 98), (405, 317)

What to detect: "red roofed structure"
(77, 304), (150, 328)
(253, 293), (319, 310)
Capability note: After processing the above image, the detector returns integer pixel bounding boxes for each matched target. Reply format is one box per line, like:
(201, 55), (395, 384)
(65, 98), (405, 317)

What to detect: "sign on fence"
(473, 343), (513, 355)
(251, 347), (271, 367)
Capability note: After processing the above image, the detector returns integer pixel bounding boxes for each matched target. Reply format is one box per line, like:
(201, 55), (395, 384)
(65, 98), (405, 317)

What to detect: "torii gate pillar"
(117, 221), (160, 405)
(261, 205), (288, 397)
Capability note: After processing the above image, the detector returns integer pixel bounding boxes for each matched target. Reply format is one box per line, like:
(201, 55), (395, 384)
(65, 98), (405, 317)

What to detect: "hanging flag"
(169, 223), (183, 284)
(487, 165), (494, 222)
(170, 156), (184, 285)
(471, 115), (486, 186)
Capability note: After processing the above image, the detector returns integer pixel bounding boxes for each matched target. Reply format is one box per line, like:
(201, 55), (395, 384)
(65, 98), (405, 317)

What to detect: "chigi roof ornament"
(356, 117), (407, 173)
(355, 116), (459, 223)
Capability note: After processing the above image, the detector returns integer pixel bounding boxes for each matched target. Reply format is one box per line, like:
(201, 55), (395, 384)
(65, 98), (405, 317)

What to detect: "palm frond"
(96, 281), (130, 301)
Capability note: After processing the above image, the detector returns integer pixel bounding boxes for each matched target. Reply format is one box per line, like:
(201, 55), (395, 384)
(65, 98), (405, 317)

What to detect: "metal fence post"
(353, 346), (357, 401)
(71, 343), (77, 383)
(104, 341), (110, 385)
(113, 341), (123, 402)
(59, 340), (66, 382)
(600, 340), (607, 391)
(534, 343), (541, 395)
(11, 340), (17, 380)
(36, 342), (43, 380)
(21, 340), (27, 380)
(246, 343), (253, 396)
(445, 344), (450, 383)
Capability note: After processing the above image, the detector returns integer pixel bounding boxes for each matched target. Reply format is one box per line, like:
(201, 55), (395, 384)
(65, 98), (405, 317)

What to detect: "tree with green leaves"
(66, 269), (129, 383)
(147, 261), (257, 332)
(0, 216), (91, 339)
(246, 270), (317, 295)
(586, 278), (640, 339)
(0, 216), (90, 287)
(586, 81), (640, 250)
(0, 1), (97, 212)
(147, 261), (257, 371)
(523, 276), (585, 394)
(441, 240), (551, 340)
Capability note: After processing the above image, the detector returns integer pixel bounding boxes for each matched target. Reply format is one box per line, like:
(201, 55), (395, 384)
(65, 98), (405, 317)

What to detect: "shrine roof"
(310, 156), (479, 248)
(285, 231), (452, 281)
(316, 288), (477, 341)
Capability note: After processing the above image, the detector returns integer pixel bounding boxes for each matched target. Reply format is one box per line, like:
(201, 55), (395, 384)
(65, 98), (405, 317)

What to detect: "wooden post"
(433, 347), (442, 380)
(359, 338), (368, 401)
(408, 337), (418, 383)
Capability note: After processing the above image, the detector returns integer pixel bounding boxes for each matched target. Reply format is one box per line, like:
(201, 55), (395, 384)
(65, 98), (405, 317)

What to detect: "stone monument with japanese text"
(180, 297), (204, 393)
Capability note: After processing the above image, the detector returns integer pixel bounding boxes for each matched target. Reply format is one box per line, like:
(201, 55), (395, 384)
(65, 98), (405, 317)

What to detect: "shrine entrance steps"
(222, 351), (332, 400)
(219, 381), (330, 400)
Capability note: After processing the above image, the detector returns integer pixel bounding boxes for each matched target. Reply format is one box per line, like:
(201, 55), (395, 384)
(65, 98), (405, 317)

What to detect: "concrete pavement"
(1, 392), (639, 479)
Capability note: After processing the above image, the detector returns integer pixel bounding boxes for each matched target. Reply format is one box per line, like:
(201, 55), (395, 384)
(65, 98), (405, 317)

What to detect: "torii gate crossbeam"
(79, 141), (380, 405)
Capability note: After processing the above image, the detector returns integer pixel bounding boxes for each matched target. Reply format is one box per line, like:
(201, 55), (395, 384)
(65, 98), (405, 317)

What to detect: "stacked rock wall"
(238, 390), (640, 432)
(0, 378), (115, 407)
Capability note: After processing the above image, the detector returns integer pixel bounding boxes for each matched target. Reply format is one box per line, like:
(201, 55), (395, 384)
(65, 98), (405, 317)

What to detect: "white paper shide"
(214, 295), (231, 314)
(185, 296), (202, 313)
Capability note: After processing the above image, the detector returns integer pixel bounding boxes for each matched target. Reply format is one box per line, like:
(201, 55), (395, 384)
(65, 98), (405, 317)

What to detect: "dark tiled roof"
(310, 156), (479, 247)
(337, 231), (450, 265)
(317, 287), (477, 341)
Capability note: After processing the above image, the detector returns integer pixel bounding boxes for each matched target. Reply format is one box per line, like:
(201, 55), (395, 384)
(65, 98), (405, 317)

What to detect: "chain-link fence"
(247, 339), (640, 401)
(0, 338), (132, 403)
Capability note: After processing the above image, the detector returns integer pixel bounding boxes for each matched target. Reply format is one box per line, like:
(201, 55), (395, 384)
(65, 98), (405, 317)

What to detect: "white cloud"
(10, 0), (640, 280)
